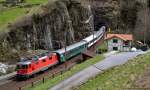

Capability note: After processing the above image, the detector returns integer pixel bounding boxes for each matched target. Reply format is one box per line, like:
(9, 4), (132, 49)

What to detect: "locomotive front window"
(17, 65), (21, 69)
(22, 65), (28, 69)
(17, 65), (28, 69)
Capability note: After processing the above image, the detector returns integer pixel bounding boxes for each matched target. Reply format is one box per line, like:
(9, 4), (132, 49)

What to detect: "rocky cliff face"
(0, 0), (93, 63)
(90, 0), (120, 30)
(90, 0), (139, 32)
(134, 0), (150, 42)
(90, 0), (150, 42)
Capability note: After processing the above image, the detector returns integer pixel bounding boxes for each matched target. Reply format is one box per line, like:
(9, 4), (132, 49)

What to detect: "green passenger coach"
(54, 41), (87, 62)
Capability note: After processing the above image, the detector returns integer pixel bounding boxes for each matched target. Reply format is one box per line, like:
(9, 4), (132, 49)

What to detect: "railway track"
(0, 43), (100, 90)
(0, 50), (98, 90)
(0, 54), (84, 90)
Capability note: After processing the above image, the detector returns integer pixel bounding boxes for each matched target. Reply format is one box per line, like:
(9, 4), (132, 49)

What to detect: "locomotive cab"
(16, 60), (32, 78)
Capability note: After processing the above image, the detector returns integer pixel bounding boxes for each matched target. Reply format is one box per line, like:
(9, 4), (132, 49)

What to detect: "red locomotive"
(17, 52), (59, 78)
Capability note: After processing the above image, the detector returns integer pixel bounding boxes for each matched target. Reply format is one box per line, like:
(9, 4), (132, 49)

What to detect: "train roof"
(83, 34), (97, 42)
(17, 61), (31, 65)
(54, 40), (87, 54)
(95, 30), (104, 37)
(17, 52), (52, 65)
(95, 26), (105, 36)
(83, 26), (106, 42)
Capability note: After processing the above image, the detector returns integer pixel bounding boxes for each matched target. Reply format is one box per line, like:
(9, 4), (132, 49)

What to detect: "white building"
(106, 34), (133, 51)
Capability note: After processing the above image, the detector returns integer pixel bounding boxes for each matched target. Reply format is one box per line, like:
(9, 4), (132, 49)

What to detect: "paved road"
(94, 51), (144, 70)
(50, 51), (147, 90)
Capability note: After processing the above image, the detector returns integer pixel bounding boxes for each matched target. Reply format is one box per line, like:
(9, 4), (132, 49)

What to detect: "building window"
(113, 39), (118, 43)
(124, 41), (129, 46)
(113, 47), (118, 51)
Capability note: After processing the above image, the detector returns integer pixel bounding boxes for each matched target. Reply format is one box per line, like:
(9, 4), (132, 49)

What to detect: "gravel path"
(50, 51), (147, 90)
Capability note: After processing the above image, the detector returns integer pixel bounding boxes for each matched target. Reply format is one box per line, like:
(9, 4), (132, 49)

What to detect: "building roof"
(106, 34), (133, 41)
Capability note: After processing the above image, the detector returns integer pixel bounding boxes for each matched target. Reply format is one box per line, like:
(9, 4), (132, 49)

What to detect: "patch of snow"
(0, 63), (8, 74)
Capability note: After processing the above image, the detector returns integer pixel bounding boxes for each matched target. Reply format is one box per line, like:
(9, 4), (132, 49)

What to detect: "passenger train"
(16, 26), (106, 78)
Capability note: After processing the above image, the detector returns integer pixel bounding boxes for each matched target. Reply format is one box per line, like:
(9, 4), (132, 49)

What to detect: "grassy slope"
(79, 52), (150, 90)
(26, 0), (48, 4)
(26, 55), (104, 90)
(0, 0), (48, 32)
(0, 8), (28, 30)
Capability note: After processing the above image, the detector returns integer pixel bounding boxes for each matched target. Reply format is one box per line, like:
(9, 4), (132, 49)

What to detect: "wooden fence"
(19, 65), (72, 90)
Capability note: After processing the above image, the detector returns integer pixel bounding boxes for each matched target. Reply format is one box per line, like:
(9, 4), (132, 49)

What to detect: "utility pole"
(64, 30), (67, 68)
(64, 19), (72, 69)
(144, 0), (147, 45)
